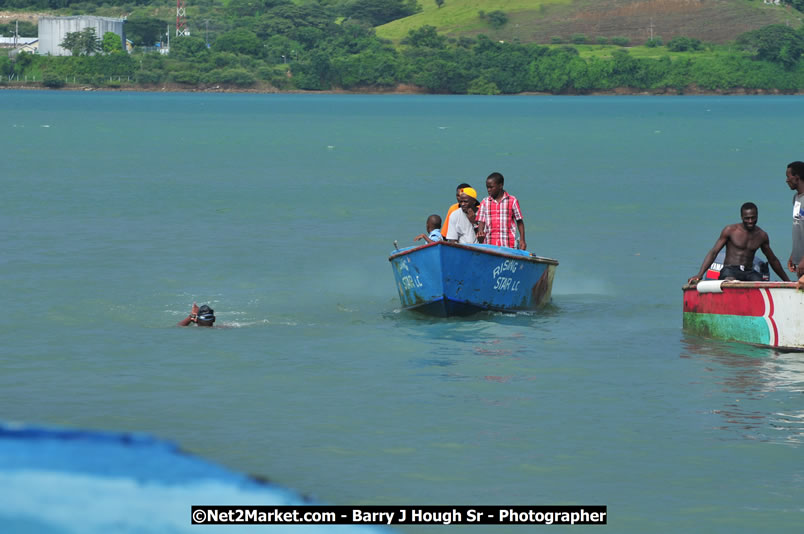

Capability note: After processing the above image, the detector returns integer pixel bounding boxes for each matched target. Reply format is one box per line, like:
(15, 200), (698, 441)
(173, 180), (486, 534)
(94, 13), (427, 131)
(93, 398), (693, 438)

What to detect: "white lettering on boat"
(401, 275), (423, 290)
(492, 260), (519, 279)
(493, 277), (520, 292)
(492, 260), (521, 292)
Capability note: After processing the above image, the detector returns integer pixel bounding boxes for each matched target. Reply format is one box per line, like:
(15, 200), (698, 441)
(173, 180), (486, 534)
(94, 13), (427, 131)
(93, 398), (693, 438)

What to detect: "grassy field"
(377, 0), (802, 45)
(376, 0), (572, 42)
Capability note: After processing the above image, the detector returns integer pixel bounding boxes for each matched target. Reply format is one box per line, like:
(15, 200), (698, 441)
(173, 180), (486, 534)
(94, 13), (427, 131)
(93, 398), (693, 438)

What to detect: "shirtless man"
(688, 203), (789, 284)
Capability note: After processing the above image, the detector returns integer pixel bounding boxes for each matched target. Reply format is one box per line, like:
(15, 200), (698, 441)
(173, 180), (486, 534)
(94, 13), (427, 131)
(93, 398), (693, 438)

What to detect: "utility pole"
(649, 18), (655, 41)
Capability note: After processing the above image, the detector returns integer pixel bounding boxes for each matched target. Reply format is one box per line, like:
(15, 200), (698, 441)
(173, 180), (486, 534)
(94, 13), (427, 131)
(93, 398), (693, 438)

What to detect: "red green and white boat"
(682, 280), (804, 350)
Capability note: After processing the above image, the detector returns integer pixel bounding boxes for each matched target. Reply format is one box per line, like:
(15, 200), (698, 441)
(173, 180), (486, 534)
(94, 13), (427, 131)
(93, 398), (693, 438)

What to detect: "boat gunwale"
(682, 281), (797, 291)
(388, 240), (559, 266)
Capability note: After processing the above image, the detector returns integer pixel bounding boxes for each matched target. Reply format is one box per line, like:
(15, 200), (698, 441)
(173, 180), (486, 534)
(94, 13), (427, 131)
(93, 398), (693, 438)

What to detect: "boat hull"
(682, 280), (804, 350)
(389, 242), (558, 316)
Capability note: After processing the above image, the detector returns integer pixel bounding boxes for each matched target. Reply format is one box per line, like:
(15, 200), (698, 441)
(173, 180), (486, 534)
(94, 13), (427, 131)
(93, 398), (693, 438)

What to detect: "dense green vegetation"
(2, 0), (804, 93)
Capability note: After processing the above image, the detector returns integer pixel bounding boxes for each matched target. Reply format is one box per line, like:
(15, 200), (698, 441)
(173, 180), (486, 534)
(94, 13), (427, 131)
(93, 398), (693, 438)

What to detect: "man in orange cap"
(446, 187), (480, 244)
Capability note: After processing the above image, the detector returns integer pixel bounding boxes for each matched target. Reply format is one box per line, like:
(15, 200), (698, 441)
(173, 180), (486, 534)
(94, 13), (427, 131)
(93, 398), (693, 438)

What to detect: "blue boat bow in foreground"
(0, 423), (389, 533)
(389, 241), (558, 316)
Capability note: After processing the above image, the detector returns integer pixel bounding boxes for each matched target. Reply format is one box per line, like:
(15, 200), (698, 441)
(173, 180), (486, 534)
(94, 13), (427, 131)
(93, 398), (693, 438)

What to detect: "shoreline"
(1, 81), (801, 96)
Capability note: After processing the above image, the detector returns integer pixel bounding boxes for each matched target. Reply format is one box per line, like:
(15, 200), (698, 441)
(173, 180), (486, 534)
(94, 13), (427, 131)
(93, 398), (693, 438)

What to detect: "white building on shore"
(0, 37), (38, 49)
(38, 15), (125, 56)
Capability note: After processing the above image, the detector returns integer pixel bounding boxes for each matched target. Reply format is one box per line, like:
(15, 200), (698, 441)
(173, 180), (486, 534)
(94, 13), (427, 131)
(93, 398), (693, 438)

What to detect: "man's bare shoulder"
(753, 225), (770, 240)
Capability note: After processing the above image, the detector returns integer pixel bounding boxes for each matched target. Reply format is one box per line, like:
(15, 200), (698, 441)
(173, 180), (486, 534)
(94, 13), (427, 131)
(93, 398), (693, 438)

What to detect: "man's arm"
(688, 229), (729, 284)
(476, 221), (486, 242)
(178, 302), (199, 326)
(511, 198), (525, 250)
(475, 200), (488, 242)
(762, 241), (791, 281)
(466, 207), (477, 224)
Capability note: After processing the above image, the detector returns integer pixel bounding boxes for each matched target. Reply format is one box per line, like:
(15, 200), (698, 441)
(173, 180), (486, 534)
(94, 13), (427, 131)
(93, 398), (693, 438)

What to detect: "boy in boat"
(446, 187), (480, 244)
(688, 202), (790, 284)
(178, 303), (216, 327)
(441, 182), (472, 239)
(476, 172), (526, 250)
(414, 214), (443, 243)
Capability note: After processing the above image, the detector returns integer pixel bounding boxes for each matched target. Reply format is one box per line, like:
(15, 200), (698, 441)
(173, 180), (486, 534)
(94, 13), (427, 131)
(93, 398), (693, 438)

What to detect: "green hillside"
(3, 0), (804, 94)
(376, 0), (570, 41)
(377, 0), (802, 44)
(377, 0), (568, 41)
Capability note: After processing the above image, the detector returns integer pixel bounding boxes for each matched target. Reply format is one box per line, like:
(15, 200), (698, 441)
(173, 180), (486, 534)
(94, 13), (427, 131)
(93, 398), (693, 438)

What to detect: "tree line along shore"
(2, 1), (804, 95)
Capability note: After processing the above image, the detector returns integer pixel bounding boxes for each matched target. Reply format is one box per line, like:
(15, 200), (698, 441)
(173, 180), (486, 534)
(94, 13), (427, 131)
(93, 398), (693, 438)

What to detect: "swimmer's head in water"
(197, 305), (215, 326)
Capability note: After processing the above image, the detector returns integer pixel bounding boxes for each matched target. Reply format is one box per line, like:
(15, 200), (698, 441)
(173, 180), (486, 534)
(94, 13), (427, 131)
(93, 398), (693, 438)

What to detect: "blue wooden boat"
(0, 422), (389, 533)
(389, 241), (558, 316)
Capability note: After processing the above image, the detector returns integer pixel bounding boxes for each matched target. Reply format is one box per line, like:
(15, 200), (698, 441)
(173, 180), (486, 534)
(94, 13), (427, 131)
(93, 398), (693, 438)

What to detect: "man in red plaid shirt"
(476, 172), (527, 250)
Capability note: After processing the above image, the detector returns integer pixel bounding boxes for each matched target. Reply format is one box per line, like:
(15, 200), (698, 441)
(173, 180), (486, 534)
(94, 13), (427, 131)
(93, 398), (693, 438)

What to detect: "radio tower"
(176, 0), (188, 36)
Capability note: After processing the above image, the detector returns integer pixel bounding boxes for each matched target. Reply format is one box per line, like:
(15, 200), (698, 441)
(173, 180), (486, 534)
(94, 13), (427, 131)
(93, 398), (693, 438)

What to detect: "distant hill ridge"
(377, 0), (803, 44)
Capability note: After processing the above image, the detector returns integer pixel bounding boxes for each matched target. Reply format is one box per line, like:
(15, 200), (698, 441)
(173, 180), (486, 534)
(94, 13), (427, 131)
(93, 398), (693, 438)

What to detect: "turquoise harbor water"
(2, 91), (803, 532)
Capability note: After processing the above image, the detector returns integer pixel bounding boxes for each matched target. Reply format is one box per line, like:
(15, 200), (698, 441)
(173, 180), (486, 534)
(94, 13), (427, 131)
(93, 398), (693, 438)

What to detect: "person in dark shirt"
(785, 161), (804, 281)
